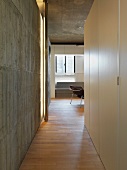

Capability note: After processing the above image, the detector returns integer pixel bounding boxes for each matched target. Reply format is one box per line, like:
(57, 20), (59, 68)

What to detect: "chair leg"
(80, 96), (83, 107)
(70, 93), (73, 104)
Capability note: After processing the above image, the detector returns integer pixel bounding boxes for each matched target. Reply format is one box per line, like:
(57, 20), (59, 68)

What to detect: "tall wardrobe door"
(98, 0), (118, 169)
(119, 0), (127, 169)
(89, 0), (100, 154)
(84, 21), (90, 132)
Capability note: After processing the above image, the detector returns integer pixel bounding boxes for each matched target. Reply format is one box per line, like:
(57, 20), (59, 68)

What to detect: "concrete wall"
(51, 45), (84, 98)
(84, 0), (127, 170)
(0, 0), (41, 169)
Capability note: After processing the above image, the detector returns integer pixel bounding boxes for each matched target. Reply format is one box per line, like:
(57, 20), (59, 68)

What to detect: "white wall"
(84, 0), (127, 170)
(75, 55), (84, 81)
(50, 45), (84, 98)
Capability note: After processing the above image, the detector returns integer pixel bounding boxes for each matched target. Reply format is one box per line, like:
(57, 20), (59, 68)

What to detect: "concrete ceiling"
(48, 0), (94, 44)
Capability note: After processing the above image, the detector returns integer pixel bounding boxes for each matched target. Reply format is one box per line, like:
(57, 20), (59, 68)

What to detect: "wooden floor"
(20, 99), (105, 170)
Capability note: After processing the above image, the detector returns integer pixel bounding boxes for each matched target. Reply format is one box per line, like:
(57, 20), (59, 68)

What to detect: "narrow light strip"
(40, 14), (43, 120)
(43, 17), (46, 117)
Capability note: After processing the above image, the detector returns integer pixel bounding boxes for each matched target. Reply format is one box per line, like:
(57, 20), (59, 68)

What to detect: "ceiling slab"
(48, 0), (94, 44)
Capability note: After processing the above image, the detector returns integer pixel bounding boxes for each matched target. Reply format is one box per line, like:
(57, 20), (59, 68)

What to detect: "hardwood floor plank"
(20, 99), (105, 170)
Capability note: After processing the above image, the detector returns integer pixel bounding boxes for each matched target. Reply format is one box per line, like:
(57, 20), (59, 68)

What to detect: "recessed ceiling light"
(78, 26), (82, 29)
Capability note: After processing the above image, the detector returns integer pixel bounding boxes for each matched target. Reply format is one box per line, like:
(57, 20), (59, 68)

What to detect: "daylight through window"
(55, 55), (75, 75)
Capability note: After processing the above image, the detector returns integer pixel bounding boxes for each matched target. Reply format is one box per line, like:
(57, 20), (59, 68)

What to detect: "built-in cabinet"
(84, 0), (127, 170)
(119, 0), (127, 169)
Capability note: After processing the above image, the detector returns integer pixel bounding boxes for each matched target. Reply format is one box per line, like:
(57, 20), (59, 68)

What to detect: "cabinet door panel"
(119, 0), (127, 169)
(99, 0), (118, 169)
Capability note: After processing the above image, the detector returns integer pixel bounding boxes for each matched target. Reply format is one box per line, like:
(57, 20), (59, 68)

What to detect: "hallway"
(20, 99), (105, 170)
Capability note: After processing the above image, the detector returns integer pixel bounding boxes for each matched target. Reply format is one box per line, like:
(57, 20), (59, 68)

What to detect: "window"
(55, 55), (75, 75)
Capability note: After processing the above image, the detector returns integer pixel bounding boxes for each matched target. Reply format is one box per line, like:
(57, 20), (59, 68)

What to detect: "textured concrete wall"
(0, 0), (41, 169)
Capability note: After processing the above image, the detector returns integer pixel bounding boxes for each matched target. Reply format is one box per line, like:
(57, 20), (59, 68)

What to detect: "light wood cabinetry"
(119, 0), (127, 169)
(84, 0), (127, 169)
